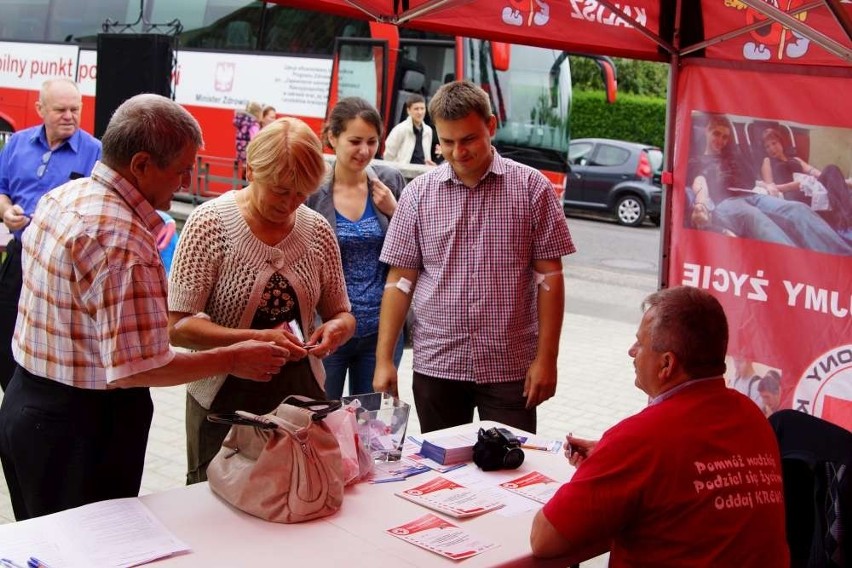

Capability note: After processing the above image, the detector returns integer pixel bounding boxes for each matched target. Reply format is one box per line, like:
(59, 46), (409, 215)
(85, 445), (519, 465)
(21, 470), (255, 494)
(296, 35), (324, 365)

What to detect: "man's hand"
(564, 433), (597, 467)
(691, 202), (712, 229)
(373, 360), (399, 398)
(2, 204), (30, 232)
(524, 355), (557, 409)
(227, 339), (289, 382)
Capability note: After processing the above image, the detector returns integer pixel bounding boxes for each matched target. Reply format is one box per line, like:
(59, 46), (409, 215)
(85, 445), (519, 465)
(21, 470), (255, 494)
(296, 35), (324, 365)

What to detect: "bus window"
(261, 6), (369, 55)
(393, 40), (454, 126)
(163, 0), (264, 50)
(0, 1), (49, 41)
(331, 39), (387, 110)
(47, 0), (133, 43)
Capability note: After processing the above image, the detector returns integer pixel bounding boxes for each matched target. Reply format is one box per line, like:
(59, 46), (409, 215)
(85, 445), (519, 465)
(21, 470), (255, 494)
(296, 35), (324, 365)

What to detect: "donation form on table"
(0, 498), (189, 567)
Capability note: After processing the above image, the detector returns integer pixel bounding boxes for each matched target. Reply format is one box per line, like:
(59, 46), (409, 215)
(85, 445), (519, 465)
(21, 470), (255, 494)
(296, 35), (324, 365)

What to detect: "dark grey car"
(563, 138), (663, 227)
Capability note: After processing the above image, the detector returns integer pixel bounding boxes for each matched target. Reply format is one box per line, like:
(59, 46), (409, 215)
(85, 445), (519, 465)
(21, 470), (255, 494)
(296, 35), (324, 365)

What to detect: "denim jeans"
(716, 195), (852, 255)
(322, 332), (404, 401)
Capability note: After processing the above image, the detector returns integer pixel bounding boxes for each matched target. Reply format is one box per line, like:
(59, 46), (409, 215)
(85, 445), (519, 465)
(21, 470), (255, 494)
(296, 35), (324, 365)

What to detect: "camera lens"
(503, 447), (525, 469)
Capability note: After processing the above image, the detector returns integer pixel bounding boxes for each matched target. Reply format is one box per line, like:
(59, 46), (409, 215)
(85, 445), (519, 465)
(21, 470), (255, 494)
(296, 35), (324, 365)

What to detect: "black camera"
(472, 427), (525, 471)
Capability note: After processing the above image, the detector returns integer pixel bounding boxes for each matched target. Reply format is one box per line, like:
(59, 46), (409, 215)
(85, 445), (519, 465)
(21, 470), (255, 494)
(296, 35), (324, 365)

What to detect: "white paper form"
(443, 466), (568, 517)
(55, 498), (190, 567)
(0, 498), (189, 568)
(386, 513), (499, 560)
(499, 471), (562, 504)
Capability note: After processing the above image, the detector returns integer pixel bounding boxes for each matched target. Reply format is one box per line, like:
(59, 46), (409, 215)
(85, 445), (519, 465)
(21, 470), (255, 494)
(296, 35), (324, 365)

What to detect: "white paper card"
(386, 513), (499, 560)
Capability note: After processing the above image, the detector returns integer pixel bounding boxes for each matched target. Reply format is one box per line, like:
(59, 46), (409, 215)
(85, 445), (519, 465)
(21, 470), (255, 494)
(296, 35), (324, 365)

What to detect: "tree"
(570, 56), (670, 98)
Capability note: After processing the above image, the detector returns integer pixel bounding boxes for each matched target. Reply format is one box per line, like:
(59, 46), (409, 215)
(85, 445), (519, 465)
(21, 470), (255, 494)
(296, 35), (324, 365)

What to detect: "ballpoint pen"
(27, 558), (53, 568)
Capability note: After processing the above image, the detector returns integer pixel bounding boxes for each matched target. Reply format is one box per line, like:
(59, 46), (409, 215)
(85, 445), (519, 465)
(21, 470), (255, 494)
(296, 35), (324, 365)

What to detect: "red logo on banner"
(793, 344), (852, 431)
(731, 0), (812, 61)
(501, 0), (550, 27)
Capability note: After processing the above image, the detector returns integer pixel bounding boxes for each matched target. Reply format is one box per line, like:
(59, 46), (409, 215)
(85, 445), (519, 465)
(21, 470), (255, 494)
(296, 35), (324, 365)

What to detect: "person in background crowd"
(373, 81), (574, 434)
(0, 78), (101, 392)
(168, 117), (355, 483)
(383, 94), (437, 166)
(531, 286), (789, 567)
(233, 101), (262, 175)
(306, 97), (405, 400)
(260, 105), (277, 128)
(156, 210), (179, 276)
(757, 370), (782, 417)
(0, 94), (289, 521)
(728, 357), (763, 407)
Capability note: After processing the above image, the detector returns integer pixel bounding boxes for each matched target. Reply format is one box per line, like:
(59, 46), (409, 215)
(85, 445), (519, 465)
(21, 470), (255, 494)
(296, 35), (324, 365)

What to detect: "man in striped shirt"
(374, 81), (575, 434)
(0, 94), (289, 521)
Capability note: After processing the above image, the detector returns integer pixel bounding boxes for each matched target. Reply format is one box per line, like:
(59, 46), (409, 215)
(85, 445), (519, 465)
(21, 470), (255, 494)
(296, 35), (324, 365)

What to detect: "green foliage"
(570, 91), (667, 148)
(570, 56), (670, 98)
(567, 56), (668, 147)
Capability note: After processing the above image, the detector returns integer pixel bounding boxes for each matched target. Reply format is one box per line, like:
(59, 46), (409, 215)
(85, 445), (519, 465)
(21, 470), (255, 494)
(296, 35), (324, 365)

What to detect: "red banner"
(668, 62), (852, 430)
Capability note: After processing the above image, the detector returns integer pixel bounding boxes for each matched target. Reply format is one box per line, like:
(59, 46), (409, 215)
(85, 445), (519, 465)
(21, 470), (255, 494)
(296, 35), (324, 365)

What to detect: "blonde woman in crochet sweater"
(168, 118), (355, 484)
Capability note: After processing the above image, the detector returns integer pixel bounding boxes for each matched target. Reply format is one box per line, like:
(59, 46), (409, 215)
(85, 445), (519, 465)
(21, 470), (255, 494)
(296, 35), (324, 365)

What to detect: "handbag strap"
(206, 412), (278, 429)
(281, 395), (342, 421)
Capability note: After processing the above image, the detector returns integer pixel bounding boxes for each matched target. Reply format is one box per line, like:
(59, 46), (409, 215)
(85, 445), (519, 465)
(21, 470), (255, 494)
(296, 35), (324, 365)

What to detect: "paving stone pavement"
(0, 311), (647, 566)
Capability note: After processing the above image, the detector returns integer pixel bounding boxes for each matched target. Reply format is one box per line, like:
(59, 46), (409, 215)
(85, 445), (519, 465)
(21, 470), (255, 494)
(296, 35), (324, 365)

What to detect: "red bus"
(0, 0), (615, 199)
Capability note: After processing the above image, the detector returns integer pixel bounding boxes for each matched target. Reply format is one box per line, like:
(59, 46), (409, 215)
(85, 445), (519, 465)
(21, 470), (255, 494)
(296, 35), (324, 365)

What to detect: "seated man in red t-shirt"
(530, 285), (789, 567)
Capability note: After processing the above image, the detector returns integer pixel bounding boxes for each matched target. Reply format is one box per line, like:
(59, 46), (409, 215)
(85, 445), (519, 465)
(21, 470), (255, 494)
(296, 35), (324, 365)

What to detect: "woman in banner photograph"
(758, 127), (852, 239)
(306, 97), (406, 401)
(168, 117), (355, 484)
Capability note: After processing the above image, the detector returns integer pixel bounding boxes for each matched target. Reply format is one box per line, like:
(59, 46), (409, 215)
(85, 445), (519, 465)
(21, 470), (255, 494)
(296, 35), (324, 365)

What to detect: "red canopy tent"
(272, 0), (852, 428)
(270, 1), (850, 64)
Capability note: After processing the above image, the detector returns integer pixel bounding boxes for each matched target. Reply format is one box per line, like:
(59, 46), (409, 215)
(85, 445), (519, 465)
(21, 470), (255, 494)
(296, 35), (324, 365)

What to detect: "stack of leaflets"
(396, 476), (505, 518)
(405, 452), (467, 474)
(418, 433), (478, 465)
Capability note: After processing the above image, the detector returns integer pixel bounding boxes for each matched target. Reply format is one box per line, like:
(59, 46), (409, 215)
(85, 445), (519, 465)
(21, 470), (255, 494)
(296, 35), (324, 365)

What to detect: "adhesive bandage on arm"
(384, 277), (413, 295)
(173, 312), (211, 331)
(534, 270), (563, 292)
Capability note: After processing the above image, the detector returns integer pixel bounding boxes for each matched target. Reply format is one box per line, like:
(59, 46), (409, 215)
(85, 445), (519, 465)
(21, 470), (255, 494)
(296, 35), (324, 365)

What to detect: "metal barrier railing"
(173, 155), (247, 205)
(171, 155), (432, 214)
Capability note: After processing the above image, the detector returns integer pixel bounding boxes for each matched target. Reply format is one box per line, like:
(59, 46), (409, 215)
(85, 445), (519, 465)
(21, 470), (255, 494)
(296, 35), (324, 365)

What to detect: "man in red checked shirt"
(373, 80), (575, 434)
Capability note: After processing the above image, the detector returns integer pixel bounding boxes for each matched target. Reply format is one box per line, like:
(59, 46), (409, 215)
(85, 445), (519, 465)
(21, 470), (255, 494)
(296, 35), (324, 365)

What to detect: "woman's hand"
(370, 178), (398, 218)
(251, 326), (308, 360)
(304, 313), (356, 359)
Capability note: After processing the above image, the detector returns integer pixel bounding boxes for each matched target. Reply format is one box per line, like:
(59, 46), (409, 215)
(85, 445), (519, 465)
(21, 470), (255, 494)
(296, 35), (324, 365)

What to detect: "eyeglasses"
(36, 150), (52, 179)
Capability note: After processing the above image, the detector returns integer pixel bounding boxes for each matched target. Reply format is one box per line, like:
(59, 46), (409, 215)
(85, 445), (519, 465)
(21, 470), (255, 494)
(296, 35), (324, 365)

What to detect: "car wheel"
(649, 214), (661, 227)
(615, 195), (645, 227)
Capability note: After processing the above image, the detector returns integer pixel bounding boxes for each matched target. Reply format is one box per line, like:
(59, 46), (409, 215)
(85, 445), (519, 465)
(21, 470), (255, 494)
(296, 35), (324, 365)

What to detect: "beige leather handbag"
(206, 397), (344, 523)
